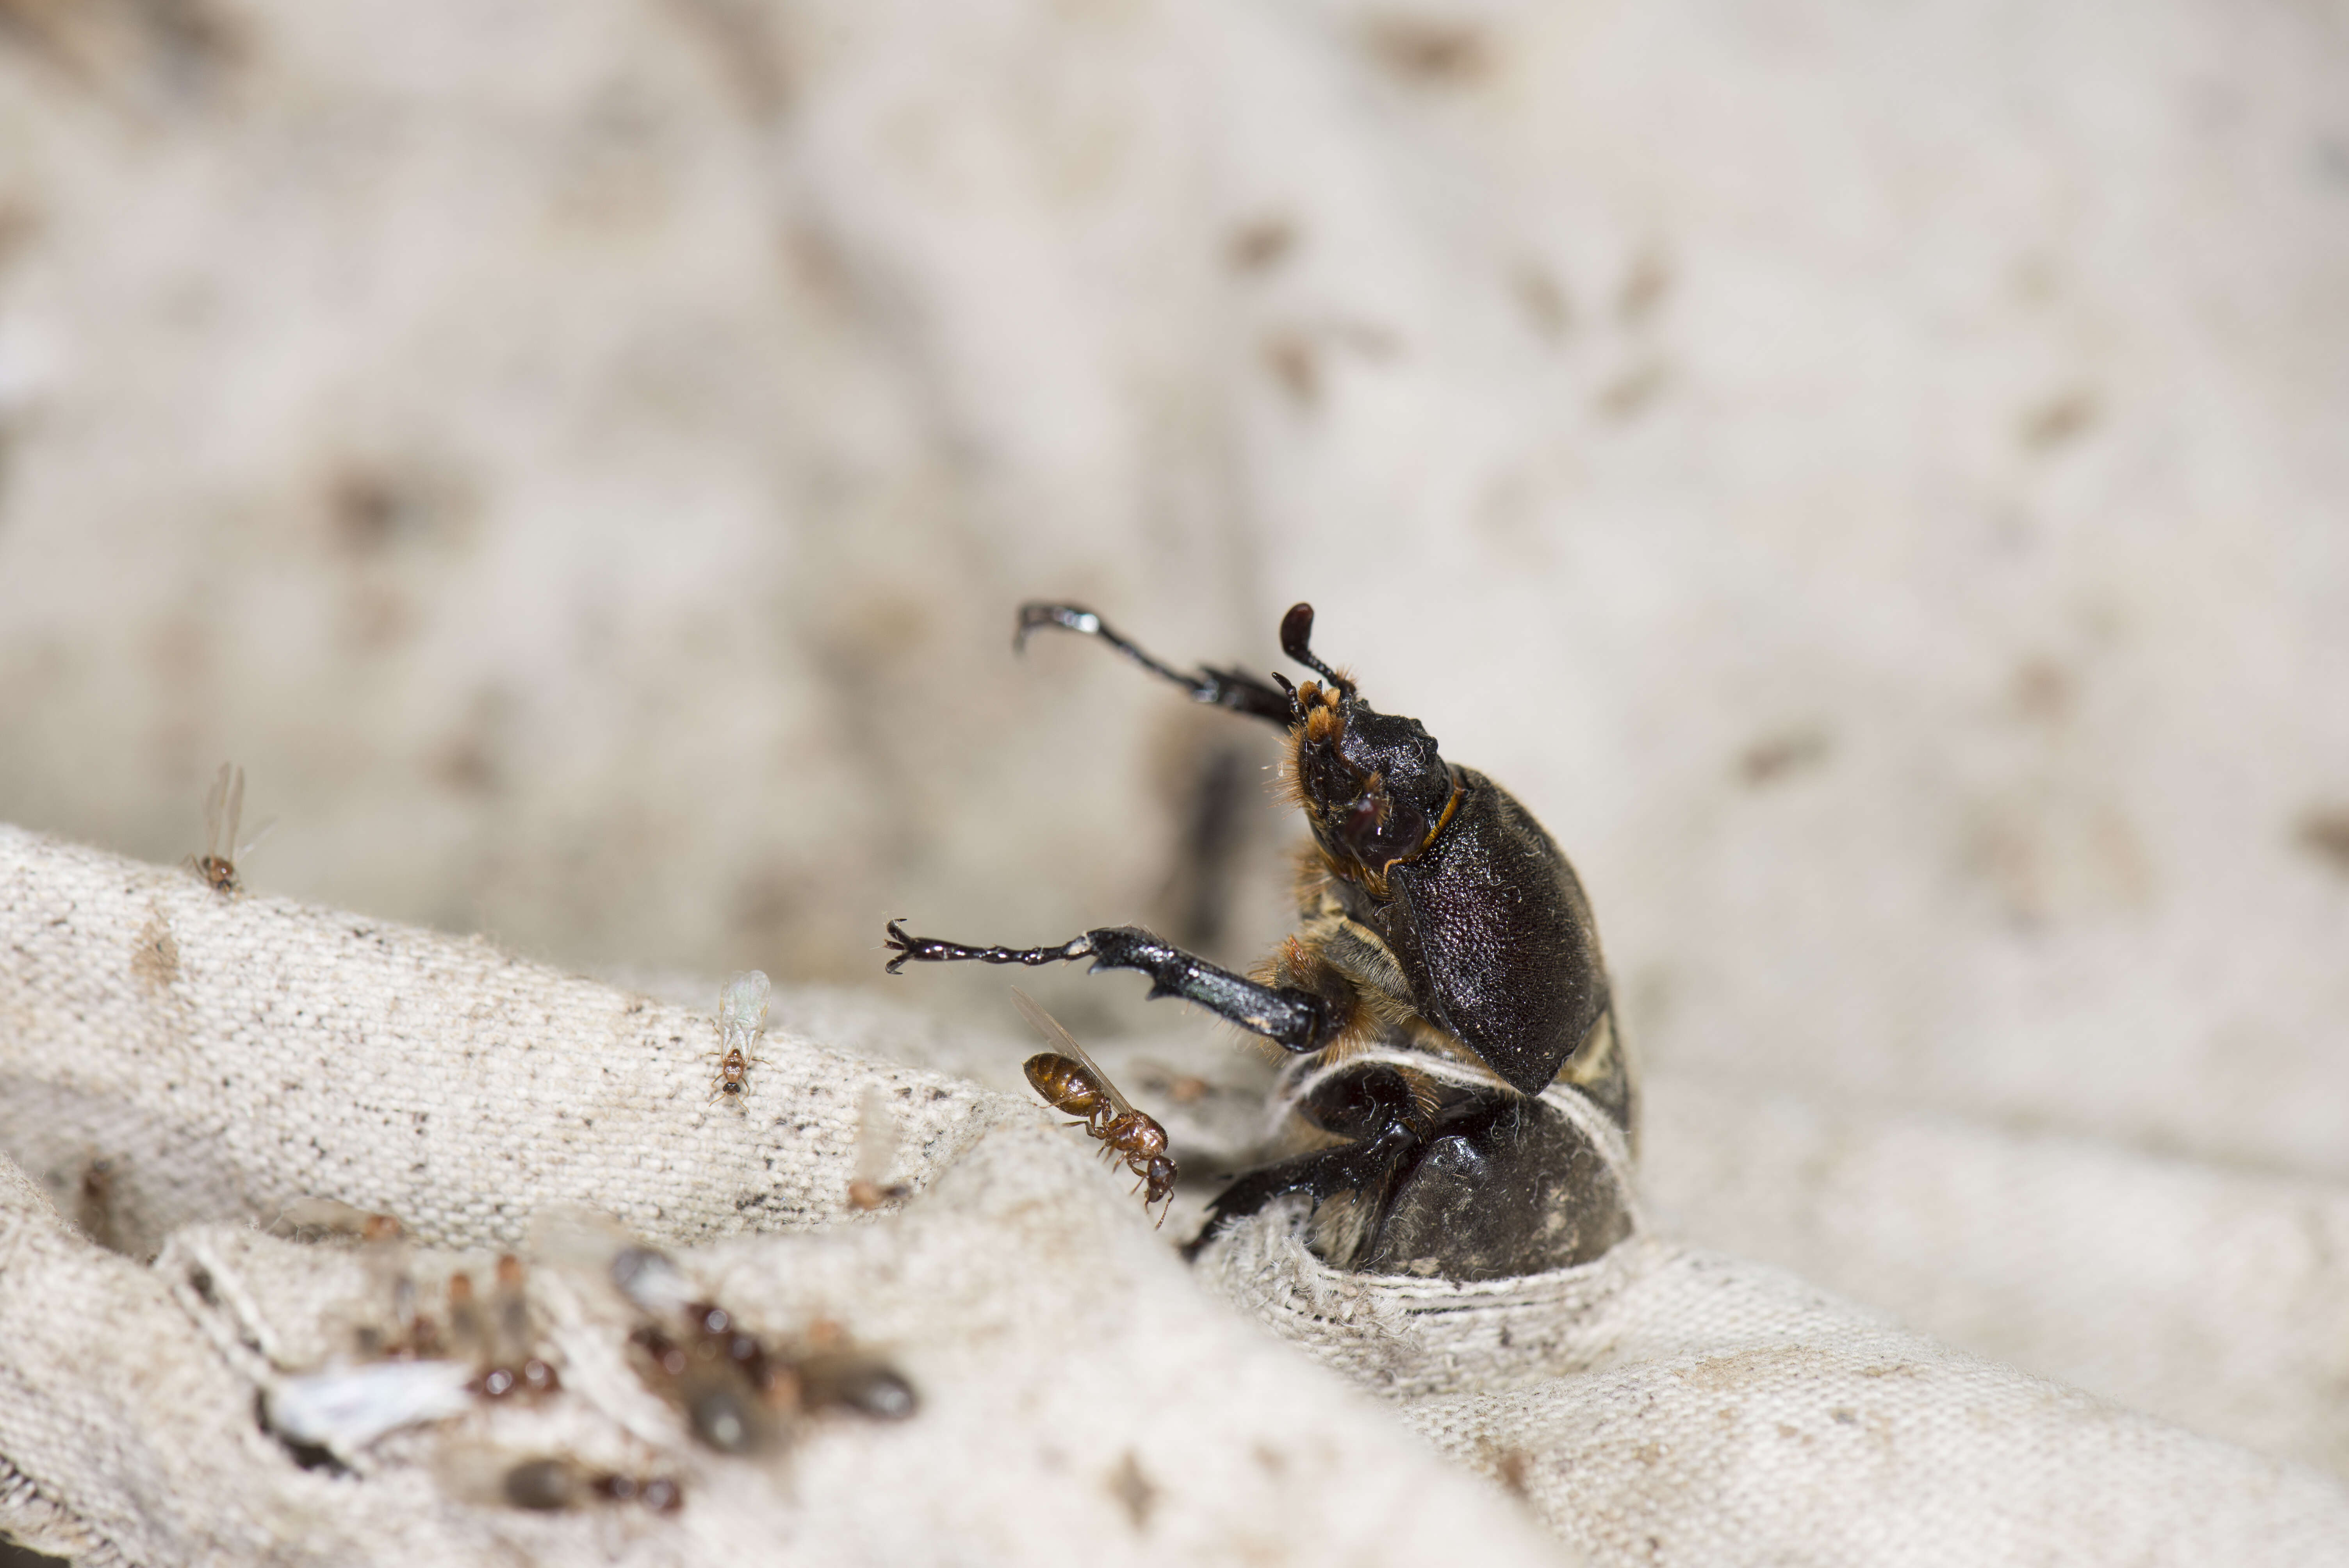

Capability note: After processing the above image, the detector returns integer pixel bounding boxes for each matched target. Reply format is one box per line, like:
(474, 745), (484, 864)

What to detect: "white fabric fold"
(5, 823), (2347, 1566)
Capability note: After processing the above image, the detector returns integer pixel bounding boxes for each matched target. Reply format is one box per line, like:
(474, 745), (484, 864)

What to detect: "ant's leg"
(884, 922), (1331, 1053)
(1015, 604), (1296, 727)
(1181, 1119), (1422, 1262)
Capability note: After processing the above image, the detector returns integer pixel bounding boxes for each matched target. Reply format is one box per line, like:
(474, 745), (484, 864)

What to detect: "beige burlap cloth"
(4, 821), (2347, 1567)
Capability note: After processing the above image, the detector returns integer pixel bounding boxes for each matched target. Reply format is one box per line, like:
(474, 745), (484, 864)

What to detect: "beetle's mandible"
(884, 602), (1636, 1280)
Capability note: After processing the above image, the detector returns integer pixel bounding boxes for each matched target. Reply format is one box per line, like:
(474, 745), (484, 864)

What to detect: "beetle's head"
(1274, 603), (1460, 888)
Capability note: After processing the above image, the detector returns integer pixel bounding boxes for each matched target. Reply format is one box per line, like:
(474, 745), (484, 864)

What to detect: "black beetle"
(884, 602), (1635, 1280)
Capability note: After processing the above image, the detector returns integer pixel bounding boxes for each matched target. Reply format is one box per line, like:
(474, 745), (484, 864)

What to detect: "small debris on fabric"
(1107, 1449), (1158, 1530)
(1511, 262), (1572, 341)
(1737, 729), (1832, 787)
(75, 1160), (121, 1253)
(1226, 217), (1296, 273)
(2296, 806), (2349, 873)
(1617, 248), (1674, 325)
(1360, 16), (1491, 84)
(1594, 360), (1671, 422)
(2019, 388), (2102, 452)
(266, 1360), (478, 1450)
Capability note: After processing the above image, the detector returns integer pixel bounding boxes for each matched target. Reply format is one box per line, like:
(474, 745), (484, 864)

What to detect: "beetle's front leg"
(882, 920), (1333, 1053)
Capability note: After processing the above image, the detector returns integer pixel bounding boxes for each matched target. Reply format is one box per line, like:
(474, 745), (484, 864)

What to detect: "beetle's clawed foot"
(1013, 602), (1102, 654)
(881, 921), (1097, 974)
(882, 919), (932, 975)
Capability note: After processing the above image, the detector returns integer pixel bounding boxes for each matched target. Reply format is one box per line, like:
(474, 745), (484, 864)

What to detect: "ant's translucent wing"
(854, 1086), (898, 1187)
(222, 764), (244, 861)
(237, 815), (280, 862)
(1009, 987), (1134, 1119)
(716, 970), (771, 1049)
(201, 763), (239, 863)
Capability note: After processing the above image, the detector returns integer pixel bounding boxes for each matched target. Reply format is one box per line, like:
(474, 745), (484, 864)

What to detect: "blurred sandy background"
(2, 0), (2347, 1451)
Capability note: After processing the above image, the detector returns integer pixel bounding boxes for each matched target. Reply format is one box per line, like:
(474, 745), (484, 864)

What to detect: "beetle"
(884, 602), (1635, 1281)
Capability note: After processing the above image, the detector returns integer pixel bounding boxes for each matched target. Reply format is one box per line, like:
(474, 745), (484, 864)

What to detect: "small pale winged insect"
(709, 969), (772, 1107)
(187, 761), (274, 895)
(267, 1197), (396, 1242)
(1010, 987), (1178, 1228)
(848, 1085), (909, 1210)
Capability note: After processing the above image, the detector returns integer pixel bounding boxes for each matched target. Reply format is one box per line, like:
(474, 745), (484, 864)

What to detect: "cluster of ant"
(609, 1239), (918, 1457)
(260, 1211), (920, 1518)
(169, 773), (925, 1523)
(262, 1211), (683, 1519)
(358, 1249), (559, 1402)
(264, 1213), (571, 1464)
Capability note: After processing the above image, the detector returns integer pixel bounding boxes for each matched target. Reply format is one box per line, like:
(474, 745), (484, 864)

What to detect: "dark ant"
(1010, 987), (1177, 1227)
(501, 1456), (683, 1515)
(627, 1301), (918, 1454)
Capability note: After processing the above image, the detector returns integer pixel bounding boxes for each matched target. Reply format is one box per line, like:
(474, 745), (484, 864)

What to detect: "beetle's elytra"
(885, 602), (1636, 1281)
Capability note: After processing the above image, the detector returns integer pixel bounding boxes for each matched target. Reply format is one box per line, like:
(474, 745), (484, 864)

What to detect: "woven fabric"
(5, 822), (2349, 1567)
(1640, 1075), (2349, 1477)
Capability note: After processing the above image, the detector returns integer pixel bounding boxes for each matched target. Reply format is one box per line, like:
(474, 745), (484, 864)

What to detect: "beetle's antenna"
(1278, 603), (1353, 695)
